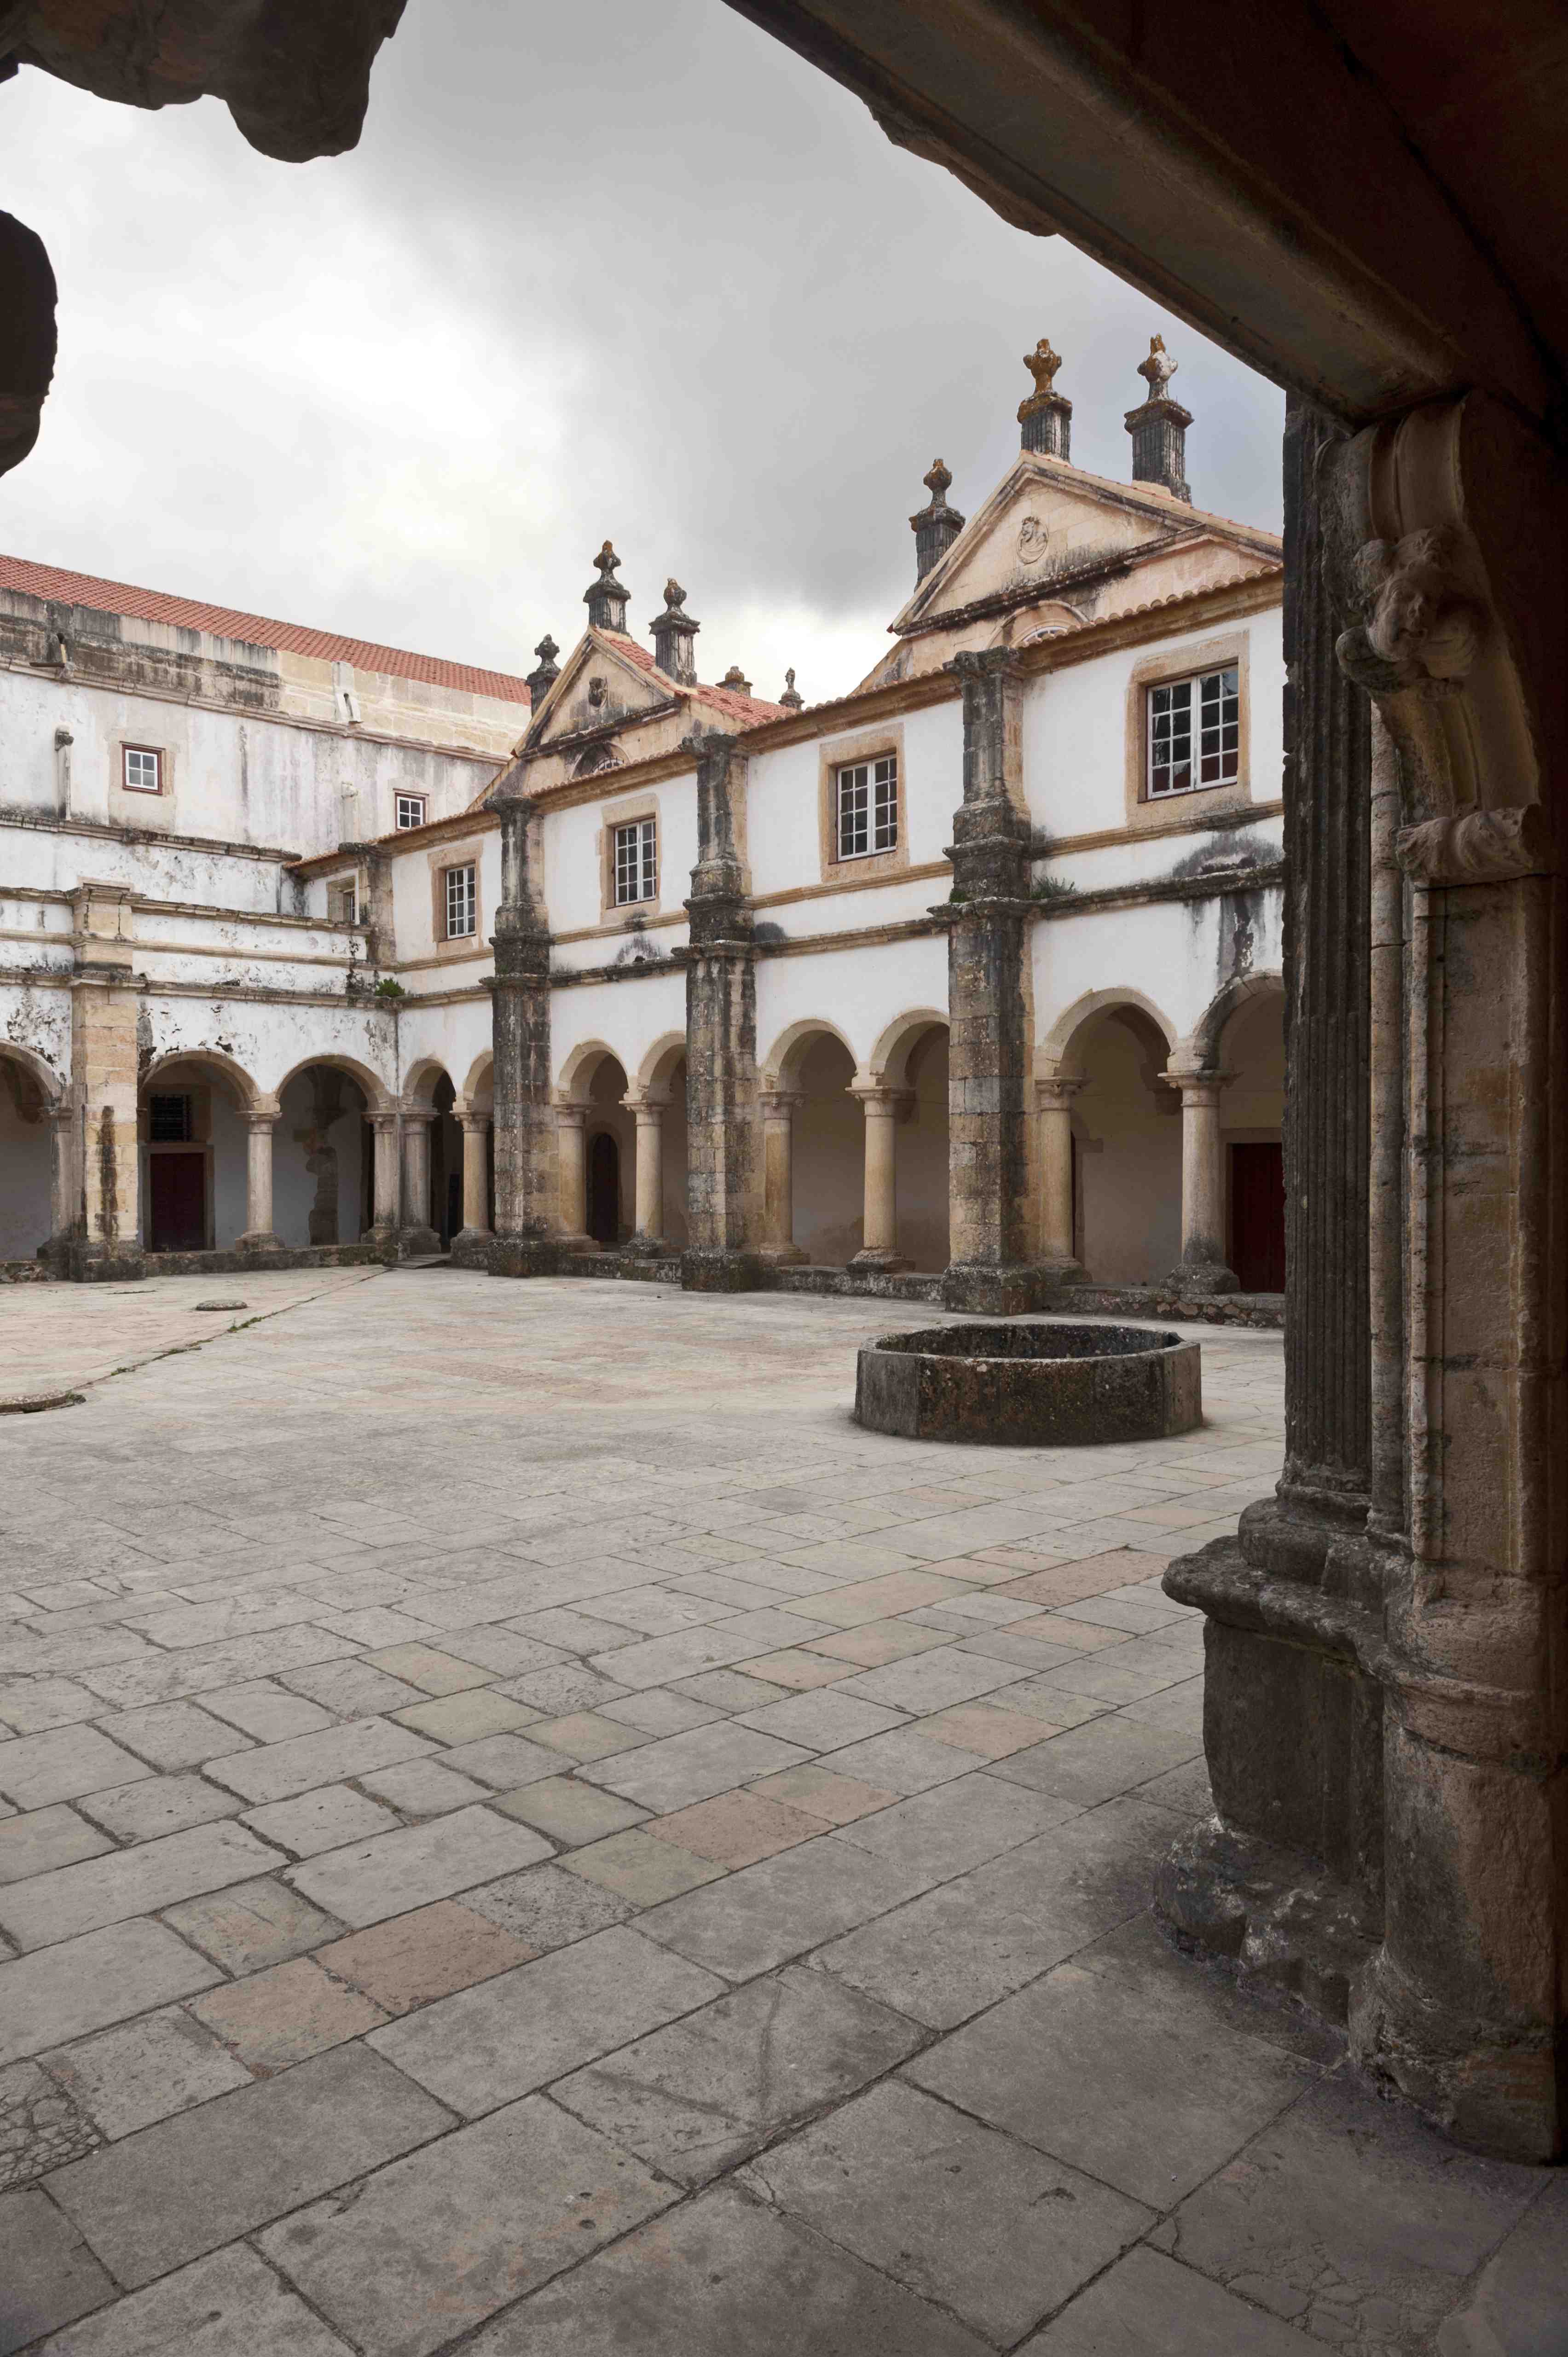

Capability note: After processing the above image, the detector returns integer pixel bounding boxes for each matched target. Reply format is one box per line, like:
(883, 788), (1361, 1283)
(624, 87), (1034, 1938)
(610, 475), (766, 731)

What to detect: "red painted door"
(149, 1151), (206, 1251)
(1230, 1142), (1285, 1293)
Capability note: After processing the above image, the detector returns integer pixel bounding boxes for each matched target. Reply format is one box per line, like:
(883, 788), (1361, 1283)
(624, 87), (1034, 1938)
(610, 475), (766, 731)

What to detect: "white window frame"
(122, 745), (162, 795)
(1147, 664), (1240, 799)
(395, 793), (428, 830)
(835, 753), (898, 860)
(613, 816), (658, 907)
(444, 862), (476, 940)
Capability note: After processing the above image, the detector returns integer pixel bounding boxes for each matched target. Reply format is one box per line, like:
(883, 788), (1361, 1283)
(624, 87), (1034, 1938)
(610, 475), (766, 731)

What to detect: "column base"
(625, 1232), (670, 1260)
(681, 1249), (767, 1294)
(388, 1225), (442, 1263)
(1167, 1256), (1240, 1295)
(940, 1260), (1052, 1316)
(64, 1240), (146, 1283)
(449, 1227), (493, 1268)
(1156, 1814), (1378, 2029)
(484, 1234), (579, 1279)
(849, 1247), (914, 1274)
(757, 1242), (809, 1266)
(1038, 1254), (1088, 1285)
(235, 1231), (282, 1255)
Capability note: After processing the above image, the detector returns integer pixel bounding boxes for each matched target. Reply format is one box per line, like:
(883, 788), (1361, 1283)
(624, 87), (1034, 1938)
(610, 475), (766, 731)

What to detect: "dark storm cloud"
(0, 0), (1282, 699)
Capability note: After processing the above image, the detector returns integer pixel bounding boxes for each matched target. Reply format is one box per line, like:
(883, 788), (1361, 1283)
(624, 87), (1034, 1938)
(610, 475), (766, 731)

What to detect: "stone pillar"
(399, 1113), (440, 1256)
(488, 789), (566, 1276)
(65, 882), (144, 1280)
(237, 1108), (280, 1252)
(369, 1113), (401, 1239)
(44, 1100), (75, 1271)
(1162, 391), (1568, 2165)
(758, 1089), (806, 1264)
(850, 1086), (912, 1272)
(454, 1113), (492, 1247)
(1167, 1068), (1238, 1292)
(941, 648), (1041, 1315)
(682, 731), (763, 1290)
(626, 1096), (666, 1252)
(555, 1103), (590, 1245)
(1034, 1076), (1085, 1278)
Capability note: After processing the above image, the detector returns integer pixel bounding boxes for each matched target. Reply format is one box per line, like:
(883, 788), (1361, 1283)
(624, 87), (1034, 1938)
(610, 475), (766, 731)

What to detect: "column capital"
(1033, 1073), (1085, 1107)
(758, 1087), (804, 1118)
(243, 1103), (281, 1130)
(1165, 1064), (1232, 1098)
(457, 1109), (492, 1134)
(554, 1099), (588, 1129)
(371, 1109), (400, 1134)
(624, 1093), (665, 1124)
(849, 1082), (914, 1115)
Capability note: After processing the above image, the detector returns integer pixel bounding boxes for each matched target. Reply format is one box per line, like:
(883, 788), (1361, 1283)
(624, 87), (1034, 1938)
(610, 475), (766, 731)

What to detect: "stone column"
(626, 1096), (666, 1252)
(487, 789), (565, 1276)
(454, 1113), (492, 1248)
(682, 731), (763, 1290)
(65, 882), (144, 1280)
(369, 1113), (401, 1239)
(1167, 1068), (1238, 1292)
(399, 1113), (440, 1256)
(1035, 1076), (1085, 1278)
(237, 1108), (281, 1252)
(44, 1100), (75, 1272)
(850, 1086), (912, 1272)
(942, 648), (1041, 1314)
(555, 1103), (590, 1244)
(758, 1088), (806, 1264)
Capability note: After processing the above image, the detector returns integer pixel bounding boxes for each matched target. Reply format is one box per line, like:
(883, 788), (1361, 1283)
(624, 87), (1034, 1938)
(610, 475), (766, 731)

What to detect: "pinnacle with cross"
(1138, 335), (1179, 398)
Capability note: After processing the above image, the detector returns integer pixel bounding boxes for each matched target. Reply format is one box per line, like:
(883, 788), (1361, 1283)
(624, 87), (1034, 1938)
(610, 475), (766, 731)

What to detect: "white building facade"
(0, 346), (1287, 1313)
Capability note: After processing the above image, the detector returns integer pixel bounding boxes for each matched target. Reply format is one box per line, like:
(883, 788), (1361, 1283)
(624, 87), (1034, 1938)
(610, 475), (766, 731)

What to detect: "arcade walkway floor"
(0, 1273), (1559, 2355)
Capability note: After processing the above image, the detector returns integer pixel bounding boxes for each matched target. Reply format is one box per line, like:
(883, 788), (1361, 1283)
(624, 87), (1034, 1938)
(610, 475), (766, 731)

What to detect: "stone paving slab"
(0, 1274), (1551, 2356)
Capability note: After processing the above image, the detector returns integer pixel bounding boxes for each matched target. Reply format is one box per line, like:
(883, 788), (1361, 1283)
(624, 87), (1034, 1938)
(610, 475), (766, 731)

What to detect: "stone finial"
(1124, 335), (1192, 501)
(909, 457), (966, 583)
(719, 663), (753, 698)
(1018, 336), (1072, 460)
(779, 667), (805, 710)
(525, 633), (560, 703)
(584, 540), (630, 633)
(650, 576), (700, 685)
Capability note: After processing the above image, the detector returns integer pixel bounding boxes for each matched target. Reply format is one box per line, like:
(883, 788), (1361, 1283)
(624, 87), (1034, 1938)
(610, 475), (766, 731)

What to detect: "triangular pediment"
(525, 628), (683, 753)
(892, 453), (1197, 636)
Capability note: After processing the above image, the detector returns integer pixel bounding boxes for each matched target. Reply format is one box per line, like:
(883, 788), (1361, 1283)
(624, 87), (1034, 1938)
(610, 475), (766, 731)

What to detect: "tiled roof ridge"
(601, 630), (788, 723)
(0, 552), (533, 706)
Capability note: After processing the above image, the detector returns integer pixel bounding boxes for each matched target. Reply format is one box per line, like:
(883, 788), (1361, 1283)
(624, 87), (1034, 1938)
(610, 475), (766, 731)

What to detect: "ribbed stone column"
(682, 732), (763, 1291)
(488, 790), (566, 1276)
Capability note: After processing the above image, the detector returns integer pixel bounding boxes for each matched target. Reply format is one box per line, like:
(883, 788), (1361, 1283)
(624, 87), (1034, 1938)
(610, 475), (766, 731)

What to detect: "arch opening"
(791, 1028), (862, 1266)
(0, 1048), (58, 1262)
(1067, 1003), (1180, 1285)
(139, 1052), (258, 1254)
(275, 1063), (371, 1248)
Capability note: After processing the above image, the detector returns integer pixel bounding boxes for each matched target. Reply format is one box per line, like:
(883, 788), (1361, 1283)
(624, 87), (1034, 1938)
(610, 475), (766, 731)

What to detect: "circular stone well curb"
(0, 1390), (86, 1415)
(853, 1321), (1201, 1446)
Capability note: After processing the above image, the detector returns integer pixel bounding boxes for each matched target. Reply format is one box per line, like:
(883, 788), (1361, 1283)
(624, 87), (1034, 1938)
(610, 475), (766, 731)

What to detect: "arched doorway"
(1065, 1004), (1180, 1284)
(588, 1131), (620, 1245)
(275, 1064), (370, 1247)
(140, 1055), (255, 1253)
(790, 1029), (862, 1265)
(0, 1050), (58, 1262)
(868, 1014), (950, 1273)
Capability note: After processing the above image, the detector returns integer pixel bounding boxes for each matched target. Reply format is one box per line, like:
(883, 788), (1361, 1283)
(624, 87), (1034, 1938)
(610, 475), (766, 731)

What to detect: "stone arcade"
(0, 348), (1286, 1325)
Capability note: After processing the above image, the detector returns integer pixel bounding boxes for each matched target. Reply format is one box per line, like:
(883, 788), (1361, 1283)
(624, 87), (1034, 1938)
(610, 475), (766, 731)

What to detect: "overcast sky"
(3, 0), (1283, 702)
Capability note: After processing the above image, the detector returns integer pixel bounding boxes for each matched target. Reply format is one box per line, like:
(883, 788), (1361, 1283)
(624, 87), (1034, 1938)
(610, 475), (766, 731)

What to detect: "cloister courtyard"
(0, 1272), (1559, 2354)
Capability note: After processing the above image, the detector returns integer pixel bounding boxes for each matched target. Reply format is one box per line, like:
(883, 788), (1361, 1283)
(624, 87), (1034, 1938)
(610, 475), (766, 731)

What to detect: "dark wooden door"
(149, 1151), (206, 1251)
(1230, 1142), (1285, 1293)
(587, 1132), (620, 1246)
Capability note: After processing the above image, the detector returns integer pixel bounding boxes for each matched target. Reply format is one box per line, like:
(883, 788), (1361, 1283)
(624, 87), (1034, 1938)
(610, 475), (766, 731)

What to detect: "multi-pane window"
(327, 880), (357, 924)
(836, 754), (898, 859)
(1148, 665), (1240, 797)
(613, 818), (657, 906)
(395, 794), (427, 830)
(122, 745), (162, 794)
(149, 1094), (192, 1143)
(444, 862), (476, 939)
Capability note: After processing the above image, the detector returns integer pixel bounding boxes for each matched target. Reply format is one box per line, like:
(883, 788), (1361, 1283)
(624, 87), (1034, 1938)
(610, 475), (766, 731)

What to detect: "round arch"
(635, 1031), (688, 1101)
(1182, 970), (1286, 1072)
(271, 1052), (392, 1116)
(0, 1040), (63, 1107)
(1036, 987), (1179, 1080)
(866, 1008), (948, 1089)
(400, 1056), (457, 1113)
(761, 1017), (858, 1091)
(141, 1046), (260, 1112)
(557, 1038), (627, 1105)
(461, 1050), (495, 1109)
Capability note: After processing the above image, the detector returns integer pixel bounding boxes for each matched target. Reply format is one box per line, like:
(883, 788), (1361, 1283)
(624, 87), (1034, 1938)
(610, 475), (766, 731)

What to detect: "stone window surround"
(325, 875), (359, 926)
(428, 838), (486, 956)
(817, 721), (909, 885)
(596, 791), (663, 924)
(116, 739), (168, 798)
(1123, 627), (1251, 834)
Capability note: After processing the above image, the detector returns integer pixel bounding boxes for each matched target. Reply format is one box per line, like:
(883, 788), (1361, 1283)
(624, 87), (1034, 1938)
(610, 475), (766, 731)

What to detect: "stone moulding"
(855, 1320), (1201, 1446)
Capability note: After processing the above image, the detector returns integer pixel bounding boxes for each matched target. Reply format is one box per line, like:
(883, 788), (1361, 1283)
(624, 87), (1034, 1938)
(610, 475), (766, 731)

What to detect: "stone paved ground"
(0, 1271), (1560, 2355)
